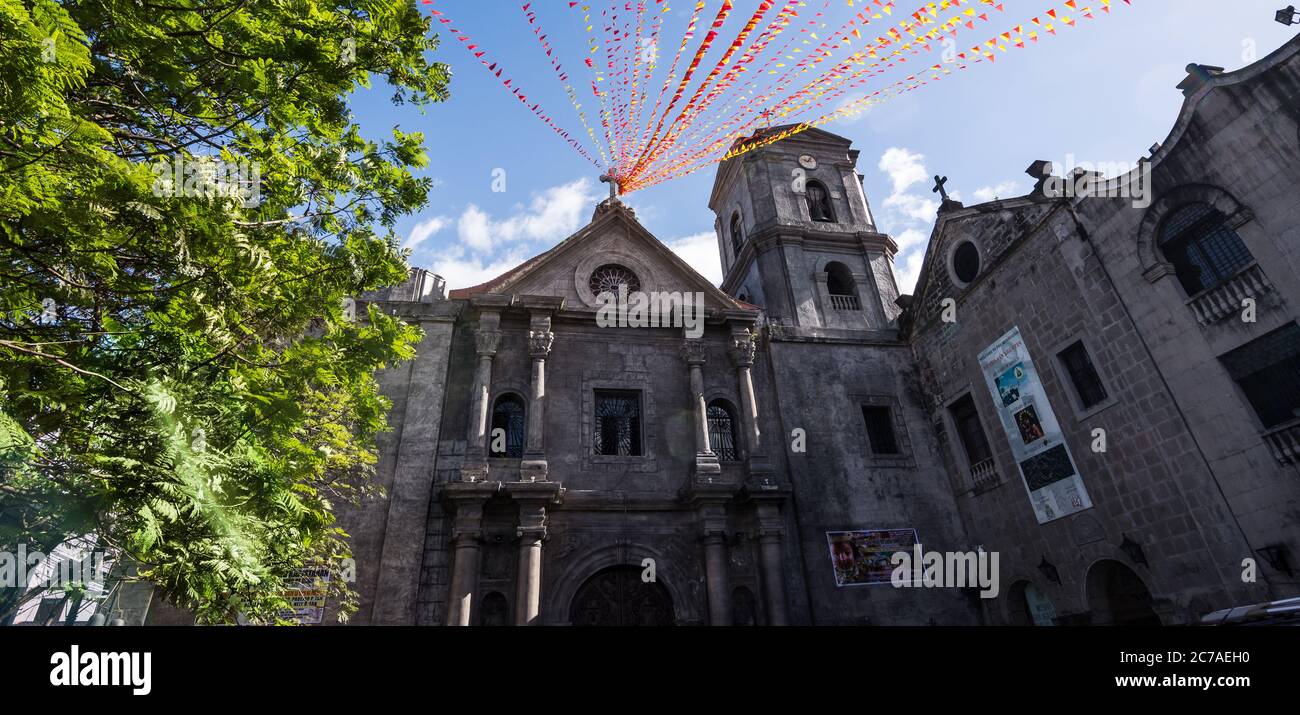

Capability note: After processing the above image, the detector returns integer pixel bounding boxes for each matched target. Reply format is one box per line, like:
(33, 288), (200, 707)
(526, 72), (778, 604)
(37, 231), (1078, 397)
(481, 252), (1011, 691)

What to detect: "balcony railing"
(1187, 262), (1273, 326)
(970, 458), (1000, 493)
(1262, 418), (1300, 465)
(829, 293), (861, 311)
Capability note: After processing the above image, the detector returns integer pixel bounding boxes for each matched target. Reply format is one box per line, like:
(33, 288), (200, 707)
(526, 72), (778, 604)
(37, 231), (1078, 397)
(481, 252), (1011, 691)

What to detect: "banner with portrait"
(826, 528), (920, 587)
(978, 327), (1092, 524)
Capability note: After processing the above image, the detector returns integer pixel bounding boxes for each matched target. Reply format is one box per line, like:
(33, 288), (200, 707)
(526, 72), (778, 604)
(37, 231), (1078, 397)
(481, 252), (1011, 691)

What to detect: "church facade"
(335, 34), (1300, 626)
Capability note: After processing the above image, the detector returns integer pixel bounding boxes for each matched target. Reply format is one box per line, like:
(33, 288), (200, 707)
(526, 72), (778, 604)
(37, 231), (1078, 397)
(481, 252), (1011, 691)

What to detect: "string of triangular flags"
(625, 0), (1131, 192)
(424, 0), (1133, 193)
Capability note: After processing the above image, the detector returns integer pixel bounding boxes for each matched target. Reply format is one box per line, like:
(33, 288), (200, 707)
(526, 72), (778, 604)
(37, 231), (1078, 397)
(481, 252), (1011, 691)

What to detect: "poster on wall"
(978, 327), (1093, 524)
(278, 566), (330, 624)
(826, 528), (920, 587)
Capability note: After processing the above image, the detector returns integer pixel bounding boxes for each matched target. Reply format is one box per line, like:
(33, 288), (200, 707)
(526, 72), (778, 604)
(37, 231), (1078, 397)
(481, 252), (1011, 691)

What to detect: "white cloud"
(457, 205), (493, 252)
(878, 147), (930, 195)
(406, 177), (604, 288)
(971, 180), (1023, 203)
(894, 228), (929, 253)
(894, 249), (926, 296)
(403, 215), (450, 252)
(872, 147), (941, 298)
(430, 247), (531, 290)
(666, 231), (723, 287)
(455, 178), (600, 254)
(883, 193), (939, 223)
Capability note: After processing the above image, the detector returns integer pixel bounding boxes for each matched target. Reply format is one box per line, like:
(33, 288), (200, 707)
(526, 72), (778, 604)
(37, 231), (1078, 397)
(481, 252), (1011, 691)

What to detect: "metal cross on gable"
(932, 175), (950, 201)
(599, 173), (619, 201)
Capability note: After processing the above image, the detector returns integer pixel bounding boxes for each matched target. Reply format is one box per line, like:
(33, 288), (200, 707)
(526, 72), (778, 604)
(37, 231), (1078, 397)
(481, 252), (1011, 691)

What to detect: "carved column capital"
(731, 330), (757, 367)
(680, 338), (708, 366)
(528, 329), (554, 358)
(475, 329), (501, 357)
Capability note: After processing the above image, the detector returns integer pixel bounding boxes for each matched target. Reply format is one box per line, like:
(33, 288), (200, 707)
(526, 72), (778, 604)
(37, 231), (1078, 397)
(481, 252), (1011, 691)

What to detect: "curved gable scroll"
(1137, 183), (1254, 283)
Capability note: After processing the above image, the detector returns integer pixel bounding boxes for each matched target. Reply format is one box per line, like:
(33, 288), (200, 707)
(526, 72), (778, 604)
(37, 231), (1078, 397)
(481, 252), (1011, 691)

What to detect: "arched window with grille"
(730, 212), (745, 257)
(1158, 203), (1254, 296)
(825, 261), (860, 311)
(706, 399), (739, 462)
(805, 180), (835, 222)
(490, 393), (526, 458)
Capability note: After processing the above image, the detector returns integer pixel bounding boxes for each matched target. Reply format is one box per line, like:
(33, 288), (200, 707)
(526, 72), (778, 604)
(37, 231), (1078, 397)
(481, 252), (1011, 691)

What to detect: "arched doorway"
(1007, 581), (1057, 626)
(478, 592), (510, 627)
(1086, 560), (1161, 626)
(570, 565), (674, 626)
(731, 586), (759, 626)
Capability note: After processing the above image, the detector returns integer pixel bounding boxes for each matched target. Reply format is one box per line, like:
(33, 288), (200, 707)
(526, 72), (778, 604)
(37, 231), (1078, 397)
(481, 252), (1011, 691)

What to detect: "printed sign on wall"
(978, 327), (1092, 524)
(279, 566), (330, 624)
(826, 528), (920, 587)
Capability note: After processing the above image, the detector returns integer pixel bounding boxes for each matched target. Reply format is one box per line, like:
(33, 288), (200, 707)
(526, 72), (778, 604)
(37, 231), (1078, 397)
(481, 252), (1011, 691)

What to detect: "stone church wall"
(911, 204), (1267, 625)
(332, 300), (459, 625)
(761, 338), (981, 625)
(1074, 46), (1300, 599)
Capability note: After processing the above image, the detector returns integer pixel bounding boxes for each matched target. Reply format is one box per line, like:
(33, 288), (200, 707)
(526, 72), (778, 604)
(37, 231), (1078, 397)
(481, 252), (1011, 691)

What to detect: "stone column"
(515, 516), (544, 625)
(681, 338), (721, 480)
(520, 320), (553, 482)
(732, 327), (777, 487)
(698, 501), (731, 626)
(461, 311), (501, 483)
(730, 329), (761, 460)
(754, 498), (789, 626)
(443, 482), (498, 626)
(505, 482), (563, 626)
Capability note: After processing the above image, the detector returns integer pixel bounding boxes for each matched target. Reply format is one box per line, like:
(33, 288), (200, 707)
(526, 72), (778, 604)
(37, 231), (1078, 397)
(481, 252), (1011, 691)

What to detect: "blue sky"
(348, 0), (1297, 294)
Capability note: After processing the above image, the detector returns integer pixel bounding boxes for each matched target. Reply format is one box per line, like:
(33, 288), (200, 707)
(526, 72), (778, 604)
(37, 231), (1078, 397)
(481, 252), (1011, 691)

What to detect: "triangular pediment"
(449, 201), (749, 314)
(910, 198), (1062, 331)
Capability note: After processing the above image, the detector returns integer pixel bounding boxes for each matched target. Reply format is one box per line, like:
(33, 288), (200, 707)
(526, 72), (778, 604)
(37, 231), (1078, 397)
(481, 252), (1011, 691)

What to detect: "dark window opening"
(861, 406), (900, 455)
(1058, 340), (1109, 409)
(594, 390), (643, 456)
(479, 592), (509, 627)
(730, 213), (744, 256)
(949, 394), (994, 467)
(825, 262), (860, 311)
(826, 262), (855, 296)
(1220, 323), (1300, 429)
(707, 400), (739, 462)
(953, 241), (980, 284)
(1159, 203), (1253, 296)
(806, 180), (835, 222)
(490, 393), (526, 458)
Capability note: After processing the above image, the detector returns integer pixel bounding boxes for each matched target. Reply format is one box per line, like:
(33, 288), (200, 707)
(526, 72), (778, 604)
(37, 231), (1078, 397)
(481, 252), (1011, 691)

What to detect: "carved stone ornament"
(680, 339), (708, 365)
(475, 329), (501, 356)
(731, 330), (757, 367)
(528, 330), (555, 358)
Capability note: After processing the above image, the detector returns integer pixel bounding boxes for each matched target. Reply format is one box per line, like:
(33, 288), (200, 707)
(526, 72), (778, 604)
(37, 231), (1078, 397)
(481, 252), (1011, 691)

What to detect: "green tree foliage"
(0, 0), (450, 623)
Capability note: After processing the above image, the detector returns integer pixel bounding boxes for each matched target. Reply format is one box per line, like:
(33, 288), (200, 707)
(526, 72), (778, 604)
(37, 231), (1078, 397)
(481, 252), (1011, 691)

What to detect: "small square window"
(594, 390), (643, 456)
(861, 406), (900, 455)
(1058, 341), (1109, 410)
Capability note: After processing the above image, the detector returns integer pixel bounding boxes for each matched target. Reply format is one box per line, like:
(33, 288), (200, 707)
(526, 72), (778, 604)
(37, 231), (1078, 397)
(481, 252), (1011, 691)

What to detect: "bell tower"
(707, 126), (904, 335)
